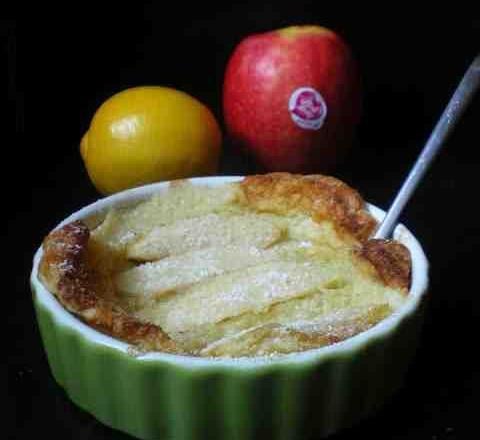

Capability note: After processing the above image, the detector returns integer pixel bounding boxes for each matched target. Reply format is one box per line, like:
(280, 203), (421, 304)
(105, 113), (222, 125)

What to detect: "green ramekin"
(30, 176), (429, 440)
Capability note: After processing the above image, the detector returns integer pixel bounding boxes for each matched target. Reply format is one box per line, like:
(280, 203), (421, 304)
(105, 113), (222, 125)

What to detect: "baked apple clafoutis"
(38, 173), (411, 358)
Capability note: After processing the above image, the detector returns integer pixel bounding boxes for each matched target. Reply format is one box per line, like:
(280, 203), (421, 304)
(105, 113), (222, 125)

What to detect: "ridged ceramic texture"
(31, 177), (429, 440)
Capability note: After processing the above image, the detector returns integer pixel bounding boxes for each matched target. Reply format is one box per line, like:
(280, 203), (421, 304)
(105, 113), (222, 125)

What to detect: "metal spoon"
(374, 54), (480, 239)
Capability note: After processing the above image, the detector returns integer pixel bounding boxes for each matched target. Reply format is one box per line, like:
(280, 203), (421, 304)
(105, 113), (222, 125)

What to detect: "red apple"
(223, 25), (361, 172)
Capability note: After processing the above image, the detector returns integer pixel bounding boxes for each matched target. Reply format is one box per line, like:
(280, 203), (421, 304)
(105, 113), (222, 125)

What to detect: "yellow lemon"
(81, 86), (222, 195)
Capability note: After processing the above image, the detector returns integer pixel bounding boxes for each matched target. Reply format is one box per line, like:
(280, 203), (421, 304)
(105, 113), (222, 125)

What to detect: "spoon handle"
(374, 54), (480, 239)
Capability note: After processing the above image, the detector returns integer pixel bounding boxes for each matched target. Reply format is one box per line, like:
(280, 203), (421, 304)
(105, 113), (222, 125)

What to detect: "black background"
(8, 5), (480, 440)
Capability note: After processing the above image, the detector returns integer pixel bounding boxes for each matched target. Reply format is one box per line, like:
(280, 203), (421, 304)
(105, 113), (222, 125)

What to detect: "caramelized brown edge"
(241, 173), (411, 290)
(240, 173), (377, 243)
(358, 239), (411, 291)
(38, 221), (178, 353)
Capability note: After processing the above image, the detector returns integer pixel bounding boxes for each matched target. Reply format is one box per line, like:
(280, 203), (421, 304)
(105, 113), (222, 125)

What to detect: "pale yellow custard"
(39, 174), (411, 357)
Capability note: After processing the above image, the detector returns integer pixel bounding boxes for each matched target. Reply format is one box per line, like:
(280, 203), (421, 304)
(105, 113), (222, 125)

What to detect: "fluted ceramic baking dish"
(31, 176), (429, 440)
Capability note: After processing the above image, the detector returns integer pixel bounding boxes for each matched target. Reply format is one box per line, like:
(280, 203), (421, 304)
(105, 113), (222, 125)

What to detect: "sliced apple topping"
(200, 304), (391, 357)
(91, 182), (241, 252)
(42, 176), (411, 358)
(161, 260), (339, 334)
(116, 241), (312, 298)
(126, 213), (284, 261)
(171, 280), (403, 352)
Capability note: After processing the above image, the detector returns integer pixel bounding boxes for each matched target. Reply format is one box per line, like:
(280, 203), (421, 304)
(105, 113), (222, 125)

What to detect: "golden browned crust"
(360, 239), (411, 291)
(240, 173), (377, 243)
(240, 173), (411, 290)
(38, 221), (178, 353)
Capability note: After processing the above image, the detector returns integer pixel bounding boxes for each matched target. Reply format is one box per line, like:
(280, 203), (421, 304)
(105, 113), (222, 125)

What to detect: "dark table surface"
(8, 8), (480, 440)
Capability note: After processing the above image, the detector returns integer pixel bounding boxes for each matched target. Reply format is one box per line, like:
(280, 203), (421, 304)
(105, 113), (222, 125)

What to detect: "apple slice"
(116, 241), (311, 298)
(126, 213), (283, 261)
(170, 274), (404, 352)
(200, 304), (391, 357)
(91, 181), (240, 252)
(162, 260), (336, 334)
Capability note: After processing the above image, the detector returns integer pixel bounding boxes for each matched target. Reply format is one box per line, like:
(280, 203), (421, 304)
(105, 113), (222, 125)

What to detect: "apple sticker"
(288, 87), (327, 130)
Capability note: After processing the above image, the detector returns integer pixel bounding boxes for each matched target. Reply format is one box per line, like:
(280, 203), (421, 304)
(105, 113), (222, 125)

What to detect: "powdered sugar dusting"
(163, 261), (333, 333)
